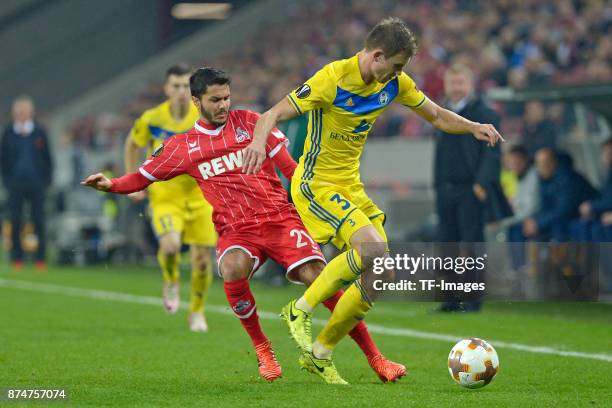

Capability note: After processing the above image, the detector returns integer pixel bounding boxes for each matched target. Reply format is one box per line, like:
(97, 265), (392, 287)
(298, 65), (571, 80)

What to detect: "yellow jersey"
(287, 53), (426, 184)
(129, 100), (203, 204)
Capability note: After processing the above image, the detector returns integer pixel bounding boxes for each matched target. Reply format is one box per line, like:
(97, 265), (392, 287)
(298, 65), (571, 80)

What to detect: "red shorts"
(215, 209), (326, 284)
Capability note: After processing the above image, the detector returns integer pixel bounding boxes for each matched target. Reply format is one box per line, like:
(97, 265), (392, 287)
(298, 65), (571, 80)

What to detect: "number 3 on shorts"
(330, 193), (351, 210)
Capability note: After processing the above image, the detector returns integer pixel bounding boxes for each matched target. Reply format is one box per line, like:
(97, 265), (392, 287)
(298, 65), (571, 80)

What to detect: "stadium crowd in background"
(68, 0), (612, 151)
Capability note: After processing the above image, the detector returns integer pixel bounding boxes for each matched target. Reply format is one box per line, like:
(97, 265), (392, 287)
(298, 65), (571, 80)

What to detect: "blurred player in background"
(243, 17), (503, 383)
(83, 67), (406, 383)
(124, 65), (217, 332)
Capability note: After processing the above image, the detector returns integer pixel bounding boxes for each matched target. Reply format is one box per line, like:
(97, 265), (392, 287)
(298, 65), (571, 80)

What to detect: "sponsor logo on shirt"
(188, 141), (200, 154)
(198, 150), (243, 180)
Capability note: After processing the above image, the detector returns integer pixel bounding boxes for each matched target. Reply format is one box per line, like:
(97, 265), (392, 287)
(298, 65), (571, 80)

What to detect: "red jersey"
(137, 109), (295, 234)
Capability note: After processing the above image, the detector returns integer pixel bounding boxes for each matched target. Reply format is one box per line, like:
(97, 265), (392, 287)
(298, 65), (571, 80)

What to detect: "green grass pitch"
(1, 265), (611, 407)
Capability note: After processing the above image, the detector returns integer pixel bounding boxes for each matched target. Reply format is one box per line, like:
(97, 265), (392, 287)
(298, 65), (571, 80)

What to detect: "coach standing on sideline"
(1, 95), (53, 270)
(433, 64), (510, 312)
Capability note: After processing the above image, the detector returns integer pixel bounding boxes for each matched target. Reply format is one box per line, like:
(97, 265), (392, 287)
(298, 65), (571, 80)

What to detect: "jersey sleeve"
(286, 64), (337, 115)
(129, 111), (152, 148)
(266, 128), (290, 158)
(396, 72), (427, 109)
(138, 136), (188, 182)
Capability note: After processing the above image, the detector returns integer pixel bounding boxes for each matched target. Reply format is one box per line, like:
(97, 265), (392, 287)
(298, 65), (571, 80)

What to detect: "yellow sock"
(190, 263), (213, 314)
(158, 250), (180, 283)
(303, 249), (362, 309)
(316, 281), (372, 351)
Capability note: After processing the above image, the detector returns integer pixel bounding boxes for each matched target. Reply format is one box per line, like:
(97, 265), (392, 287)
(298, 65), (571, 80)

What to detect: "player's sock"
(316, 282), (372, 353)
(322, 291), (380, 360)
(224, 278), (268, 346)
(158, 250), (180, 283)
(189, 263), (213, 314)
(297, 249), (362, 312)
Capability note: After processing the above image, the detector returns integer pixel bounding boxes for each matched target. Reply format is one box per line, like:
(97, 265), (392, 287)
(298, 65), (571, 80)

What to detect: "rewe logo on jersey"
(198, 150), (243, 180)
(235, 127), (251, 143)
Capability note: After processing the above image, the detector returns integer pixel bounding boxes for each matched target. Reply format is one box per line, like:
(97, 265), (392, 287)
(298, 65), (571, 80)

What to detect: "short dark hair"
(365, 17), (418, 59)
(508, 144), (529, 158)
(166, 64), (192, 79)
(190, 67), (231, 98)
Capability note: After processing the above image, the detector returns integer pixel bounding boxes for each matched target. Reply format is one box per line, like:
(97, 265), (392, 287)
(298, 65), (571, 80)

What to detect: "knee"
(219, 250), (253, 282)
(352, 228), (388, 263)
(193, 249), (212, 271)
(294, 261), (325, 286)
(159, 239), (181, 257)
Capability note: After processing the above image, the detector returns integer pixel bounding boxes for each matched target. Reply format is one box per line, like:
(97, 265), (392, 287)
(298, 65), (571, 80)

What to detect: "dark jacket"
(536, 157), (599, 235)
(1, 122), (53, 189)
(434, 95), (512, 222)
(590, 168), (612, 215)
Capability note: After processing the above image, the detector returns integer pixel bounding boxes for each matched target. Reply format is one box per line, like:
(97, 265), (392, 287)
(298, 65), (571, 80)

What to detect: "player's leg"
(158, 231), (182, 314)
(8, 187), (25, 269)
(187, 245), (213, 332)
(151, 203), (186, 314)
(293, 260), (405, 382)
(219, 246), (281, 381)
(183, 201), (217, 332)
(311, 223), (388, 360)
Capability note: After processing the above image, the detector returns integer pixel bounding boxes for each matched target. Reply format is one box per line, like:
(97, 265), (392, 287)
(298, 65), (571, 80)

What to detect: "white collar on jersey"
(194, 121), (225, 136)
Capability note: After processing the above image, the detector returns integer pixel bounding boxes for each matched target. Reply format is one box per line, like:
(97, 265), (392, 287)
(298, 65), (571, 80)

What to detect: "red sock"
(322, 290), (381, 360)
(224, 278), (268, 347)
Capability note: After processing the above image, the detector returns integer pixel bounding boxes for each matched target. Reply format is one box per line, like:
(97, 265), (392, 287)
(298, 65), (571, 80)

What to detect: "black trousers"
(7, 186), (47, 262)
(435, 183), (485, 242)
(435, 183), (485, 307)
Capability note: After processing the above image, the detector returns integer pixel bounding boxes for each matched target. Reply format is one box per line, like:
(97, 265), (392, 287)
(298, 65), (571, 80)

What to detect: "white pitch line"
(1, 277), (611, 363)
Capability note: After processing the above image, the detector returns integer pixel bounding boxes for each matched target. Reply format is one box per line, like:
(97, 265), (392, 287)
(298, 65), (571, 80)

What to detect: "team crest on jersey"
(378, 91), (390, 105)
(233, 300), (252, 314)
(235, 127), (251, 143)
(295, 83), (311, 99)
(152, 144), (164, 157)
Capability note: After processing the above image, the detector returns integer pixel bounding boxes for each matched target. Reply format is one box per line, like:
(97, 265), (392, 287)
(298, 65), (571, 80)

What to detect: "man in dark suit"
(1, 95), (53, 270)
(434, 64), (510, 312)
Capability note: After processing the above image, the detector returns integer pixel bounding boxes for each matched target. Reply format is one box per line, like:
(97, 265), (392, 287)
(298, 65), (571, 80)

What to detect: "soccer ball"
(448, 338), (499, 389)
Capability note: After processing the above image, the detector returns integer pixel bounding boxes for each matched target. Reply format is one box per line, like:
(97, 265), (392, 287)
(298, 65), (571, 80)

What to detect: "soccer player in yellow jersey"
(243, 18), (503, 383)
(124, 65), (217, 332)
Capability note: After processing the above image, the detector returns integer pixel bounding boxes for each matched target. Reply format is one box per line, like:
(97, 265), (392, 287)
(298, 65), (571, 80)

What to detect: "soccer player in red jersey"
(82, 67), (405, 383)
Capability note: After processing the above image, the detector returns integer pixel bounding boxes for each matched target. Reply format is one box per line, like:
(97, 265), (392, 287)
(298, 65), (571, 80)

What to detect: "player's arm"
(271, 143), (297, 180)
(243, 98), (298, 175)
(414, 98), (503, 146)
(81, 172), (152, 193)
(123, 115), (151, 201)
(244, 65), (336, 174)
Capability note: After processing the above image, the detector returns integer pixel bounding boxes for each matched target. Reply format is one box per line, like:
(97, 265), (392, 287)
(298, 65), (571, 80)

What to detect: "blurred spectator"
(502, 145), (540, 240)
(575, 138), (612, 241)
(1, 95), (53, 270)
(522, 101), (557, 157)
(433, 64), (509, 312)
(523, 148), (598, 241)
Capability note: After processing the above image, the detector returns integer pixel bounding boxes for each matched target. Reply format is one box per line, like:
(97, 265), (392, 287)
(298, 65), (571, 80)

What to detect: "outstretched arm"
(81, 172), (152, 194)
(414, 99), (504, 146)
(271, 144), (298, 180)
(243, 98), (298, 175)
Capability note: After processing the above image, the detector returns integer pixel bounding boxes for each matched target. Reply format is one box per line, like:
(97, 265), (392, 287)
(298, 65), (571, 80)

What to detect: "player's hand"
(128, 190), (147, 202)
(81, 173), (112, 192)
(242, 140), (267, 175)
(471, 123), (504, 147)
